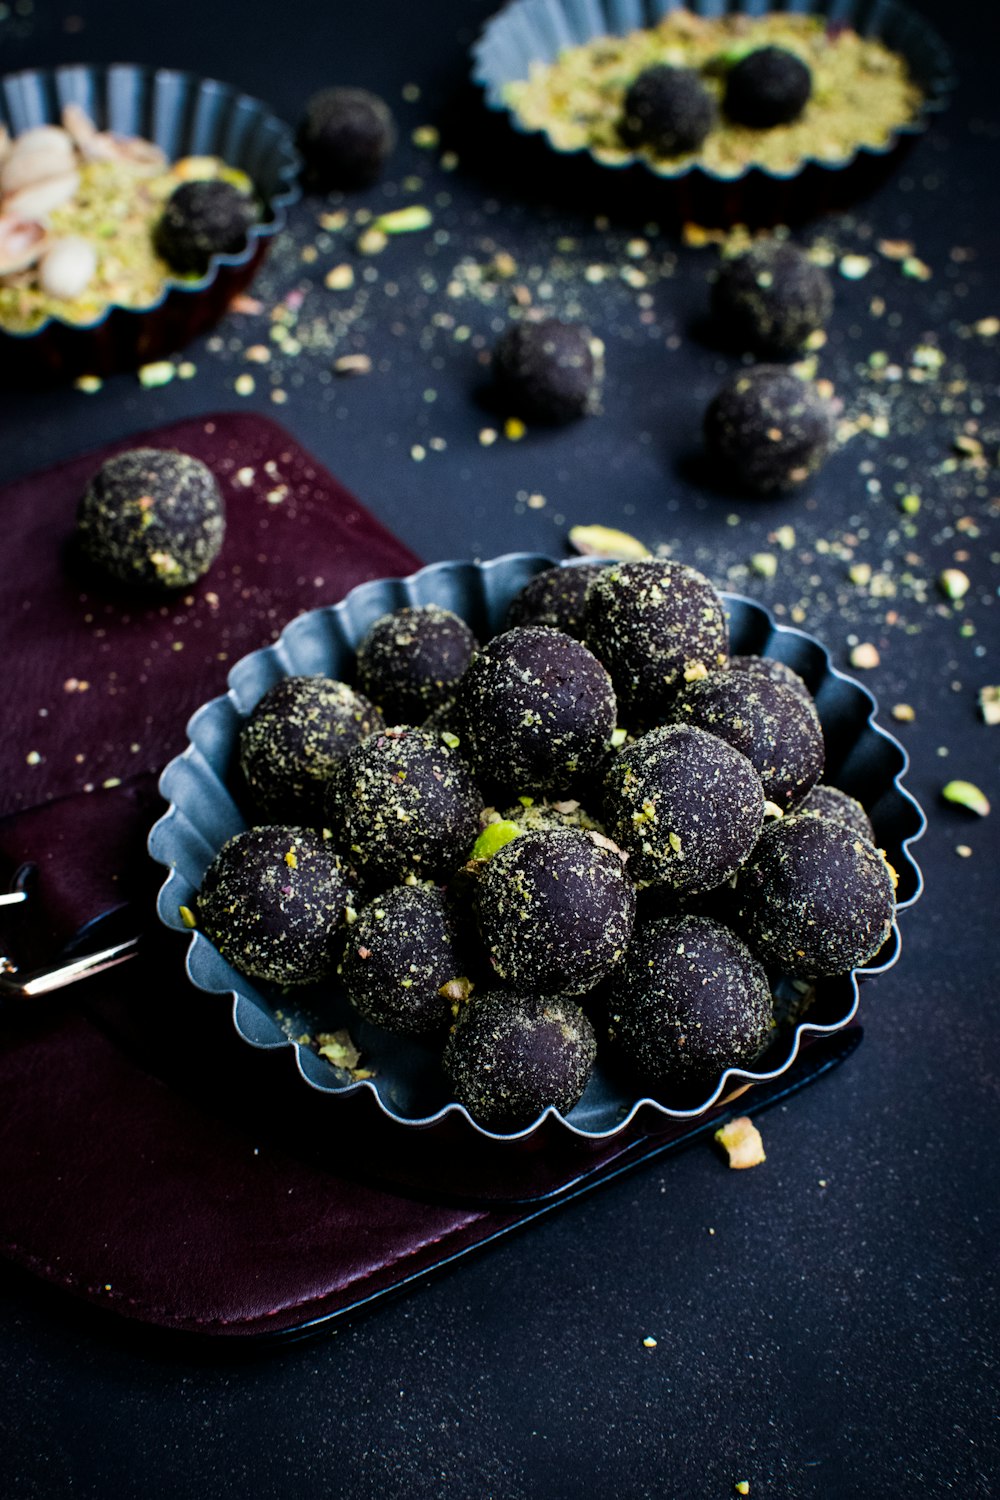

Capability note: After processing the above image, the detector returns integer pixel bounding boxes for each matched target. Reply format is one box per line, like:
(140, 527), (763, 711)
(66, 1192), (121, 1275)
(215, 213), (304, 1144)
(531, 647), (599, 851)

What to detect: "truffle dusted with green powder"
(454, 626), (617, 798)
(670, 670), (824, 813)
(339, 883), (468, 1036)
(711, 241), (833, 357)
(329, 725), (483, 889)
(154, 179), (258, 276)
(728, 653), (813, 703)
(602, 723), (764, 892)
(197, 826), (356, 986)
(443, 990), (597, 1131)
(475, 827), (635, 997)
(239, 675), (383, 826)
(724, 46), (813, 128)
(76, 448), (225, 591)
(796, 784), (874, 842)
(356, 604), (477, 725)
(730, 814), (896, 977)
(504, 562), (606, 638)
(703, 364), (835, 494)
(582, 559), (729, 728)
(492, 317), (599, 423)
(607, 914), (773, 1089)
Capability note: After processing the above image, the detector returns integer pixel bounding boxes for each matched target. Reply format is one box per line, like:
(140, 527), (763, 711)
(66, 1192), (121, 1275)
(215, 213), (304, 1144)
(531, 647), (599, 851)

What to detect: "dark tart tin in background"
(0, 63), (300, 383)
(470, 0), (954, 227)
(149, 555), (925, 1188)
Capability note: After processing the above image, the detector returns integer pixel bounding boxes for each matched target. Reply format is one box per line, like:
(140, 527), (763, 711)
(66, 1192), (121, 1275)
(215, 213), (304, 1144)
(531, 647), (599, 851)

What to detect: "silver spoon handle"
(0, 936), (140, 998)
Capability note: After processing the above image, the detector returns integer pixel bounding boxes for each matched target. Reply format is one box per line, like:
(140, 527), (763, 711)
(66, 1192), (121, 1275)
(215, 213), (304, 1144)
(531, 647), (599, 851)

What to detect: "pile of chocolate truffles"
(197, 562), (896, 1133)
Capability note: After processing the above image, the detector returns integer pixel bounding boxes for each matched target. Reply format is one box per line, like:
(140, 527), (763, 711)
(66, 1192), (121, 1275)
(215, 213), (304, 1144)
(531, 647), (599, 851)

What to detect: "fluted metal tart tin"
(148, 553), (925, 1168)
(0, 63), (300, 382)
(470, 0), (954, 227)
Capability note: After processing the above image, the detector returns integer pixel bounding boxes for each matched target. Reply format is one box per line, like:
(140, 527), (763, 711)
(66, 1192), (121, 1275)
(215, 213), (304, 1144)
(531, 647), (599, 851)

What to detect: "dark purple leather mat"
(0, 413), (855, 1339)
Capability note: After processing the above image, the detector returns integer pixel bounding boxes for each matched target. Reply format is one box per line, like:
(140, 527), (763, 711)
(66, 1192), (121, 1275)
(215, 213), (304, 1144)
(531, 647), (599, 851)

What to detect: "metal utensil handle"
(0, 936), (140, 998)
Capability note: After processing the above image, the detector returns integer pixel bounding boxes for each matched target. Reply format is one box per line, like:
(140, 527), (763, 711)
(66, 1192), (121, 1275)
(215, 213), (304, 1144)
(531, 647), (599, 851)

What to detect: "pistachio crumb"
(715, 1116), (765, 1169)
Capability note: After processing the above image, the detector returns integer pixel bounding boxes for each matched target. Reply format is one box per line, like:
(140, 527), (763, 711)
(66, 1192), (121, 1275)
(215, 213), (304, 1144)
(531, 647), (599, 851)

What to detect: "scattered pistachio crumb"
(478, 427), (498, 446)
(642, 1336), (657, 1349)
(900, 493), (921, 515)
(74, 374), (102, 393)
(839, 254), (872, 280)
(938, 568), (970, 601)
(772, 524), (796, 551)
(569, 523), (651, 560)
(979, 687), (1000, 726)
(325, 263), (354, 290)
(892, 703), (916, 723)
(334, 353), (372, 377)
(374, 205), (432, 235)
(941, 781), (990, 817)
(751, 552), (777, 579)
(178, 905), (197, 930)
(956, 844), (973, 858)
(735, 1482), (751, 1496)
(850, 643), (880, 670)
(234, 373), (255, 396)
(504, 416), (526, 441)
(138, 360), (175, 388)
(715, 1117), (765, 1169)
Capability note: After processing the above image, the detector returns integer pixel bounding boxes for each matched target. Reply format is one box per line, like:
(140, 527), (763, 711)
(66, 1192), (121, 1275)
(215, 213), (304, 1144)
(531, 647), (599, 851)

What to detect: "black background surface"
(1, 1), (997, 1496)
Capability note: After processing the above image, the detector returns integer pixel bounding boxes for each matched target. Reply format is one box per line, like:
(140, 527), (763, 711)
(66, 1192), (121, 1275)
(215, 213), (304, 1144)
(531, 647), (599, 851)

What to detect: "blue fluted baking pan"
(0, 63), (300, 382)
(149, 554), (925, 1150)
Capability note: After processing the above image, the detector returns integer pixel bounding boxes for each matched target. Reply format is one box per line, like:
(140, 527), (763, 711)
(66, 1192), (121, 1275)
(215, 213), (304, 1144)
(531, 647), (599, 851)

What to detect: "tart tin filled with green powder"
(472, 0), (952, 224)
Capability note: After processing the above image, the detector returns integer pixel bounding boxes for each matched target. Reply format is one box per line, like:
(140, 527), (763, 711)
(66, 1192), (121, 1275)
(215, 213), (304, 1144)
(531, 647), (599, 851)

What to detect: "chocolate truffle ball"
(728, 654), (812, 703)
(238, 675), (382, 826)
(356, 605), (477, 725)
(443, 990), (597, 1131)
(197, 826), (355, 986)
(619, 65), (717, 156)
(724, 46), (812, 128)
(492, 318), (598, 424)
(476, 828), (636, 997)
(504, 563), (606, 638)
(76, 448), (225, 591)
(329, 726), (482, 888)
(154, 180), (257, 276)
(454, 626), (617, 797)
(730, 814), (896, 977)
(797, 783), (874, 842)
(607, 914), (773, 1088)
(297, 86), (396, 189)
(670, 670), (824, 813)
(582, 559), (729, 728)
(602, 723), (764, 892)
(711, 241), (833, 357)
(339, 883), (466, 1036)
(703, 365), (836, 494)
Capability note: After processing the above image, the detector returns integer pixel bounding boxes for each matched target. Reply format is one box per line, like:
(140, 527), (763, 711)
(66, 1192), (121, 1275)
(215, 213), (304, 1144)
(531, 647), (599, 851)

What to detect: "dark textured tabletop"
(1, 1), (997, 1496)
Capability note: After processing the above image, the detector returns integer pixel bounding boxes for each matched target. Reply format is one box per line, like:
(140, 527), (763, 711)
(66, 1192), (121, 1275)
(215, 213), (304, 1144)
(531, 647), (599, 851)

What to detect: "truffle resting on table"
(339, 882), (467, 1037)
(492, 317), (599, 423)
(476, 827), (636, 997)
(197, 825), (356, 986)
(296, 86), (396, 189)
(669, 669), (824, 813)
(238, 675), (382, 826)
(582, 558), (728, 728)
(328, 725), (483, 889)
(730, 814), (896, 977)
(453, 625), (617, 797)
(711, 240), (833, 357)
(76, 447), (225, 591)
(606, 913), (773, 1089)
(704, 365), (836, 494)
(443, 990), (597, 1131)
(602, 722), (765, 892)
(355, 604), (477, 726)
